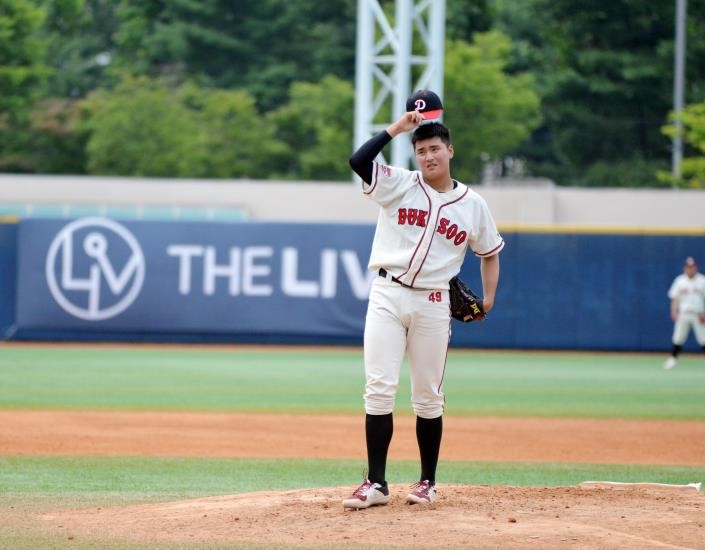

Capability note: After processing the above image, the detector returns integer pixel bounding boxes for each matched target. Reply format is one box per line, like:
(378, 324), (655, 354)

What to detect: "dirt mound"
(41, 483), (704, 549)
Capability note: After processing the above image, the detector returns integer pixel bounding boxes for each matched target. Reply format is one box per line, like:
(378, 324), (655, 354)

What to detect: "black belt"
(378, 268), (414, 288)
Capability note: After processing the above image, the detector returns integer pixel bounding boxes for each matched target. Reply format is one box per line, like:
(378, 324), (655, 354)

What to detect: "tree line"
(1, 0), (704, 187)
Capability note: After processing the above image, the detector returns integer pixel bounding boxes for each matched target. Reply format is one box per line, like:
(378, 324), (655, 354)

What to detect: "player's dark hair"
(412, 122), (451, 149)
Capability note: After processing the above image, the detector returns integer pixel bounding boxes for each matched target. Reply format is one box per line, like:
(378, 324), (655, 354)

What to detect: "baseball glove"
(449, 276), (485, 322)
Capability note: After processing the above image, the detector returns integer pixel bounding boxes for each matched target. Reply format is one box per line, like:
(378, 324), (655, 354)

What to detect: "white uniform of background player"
(664, 256), (705, 369)
(343, 91), (503, 509)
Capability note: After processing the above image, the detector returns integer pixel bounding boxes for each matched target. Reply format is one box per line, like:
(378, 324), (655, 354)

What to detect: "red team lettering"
(399, 209), (468, 246)
(397, 208), (428, 227)
(397, 208), (468, 246)
(407, 208), (417, 225)
(436, 217), (467, 245)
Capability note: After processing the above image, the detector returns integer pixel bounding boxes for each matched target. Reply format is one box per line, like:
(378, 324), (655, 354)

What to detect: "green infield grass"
(1, 345), (704, 419)
(3, 455), (705, 511)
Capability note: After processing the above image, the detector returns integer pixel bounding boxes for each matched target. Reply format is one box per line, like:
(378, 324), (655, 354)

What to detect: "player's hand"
(699, 313), (705, 324)
(671, 310), (678, 322)
(387, 110), (424, 136)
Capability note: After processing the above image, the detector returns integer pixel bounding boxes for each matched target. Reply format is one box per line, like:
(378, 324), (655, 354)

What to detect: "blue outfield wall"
(1, 217), (704, 351)
(0, 221), (17, 339)
(457, 231), (704, 351)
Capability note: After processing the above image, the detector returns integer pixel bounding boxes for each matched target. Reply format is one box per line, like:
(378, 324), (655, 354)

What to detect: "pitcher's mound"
(42, 483), (703, 548)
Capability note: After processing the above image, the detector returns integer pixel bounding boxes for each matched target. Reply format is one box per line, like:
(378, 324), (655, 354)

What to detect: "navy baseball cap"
(406, 90), (443, 120)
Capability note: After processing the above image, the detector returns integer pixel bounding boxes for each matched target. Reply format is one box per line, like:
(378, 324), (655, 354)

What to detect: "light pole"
(353, 0), (446, 173)
(672, 0), (687, 184)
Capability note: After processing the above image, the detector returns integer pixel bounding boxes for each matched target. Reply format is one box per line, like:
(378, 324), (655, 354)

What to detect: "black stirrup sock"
(416, 415), (443, 484)
(366, 413), (393, 486)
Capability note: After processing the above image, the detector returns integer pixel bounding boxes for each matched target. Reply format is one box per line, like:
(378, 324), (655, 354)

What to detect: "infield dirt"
(36, 483), (705, 549)
(3, 410), (705, 548)
(2, 410), (705, 465)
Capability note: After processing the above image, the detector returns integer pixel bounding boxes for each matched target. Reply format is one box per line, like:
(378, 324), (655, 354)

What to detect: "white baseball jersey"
(363, 161), (504, 290)
(668, 273), (705, 314)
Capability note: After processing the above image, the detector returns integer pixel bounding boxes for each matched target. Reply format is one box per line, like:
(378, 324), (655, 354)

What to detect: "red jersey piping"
(363, 163), (380, 195)
(475, 239), (505, 257)
(410, 185), (469, 287)
(395, 175), (433, 284)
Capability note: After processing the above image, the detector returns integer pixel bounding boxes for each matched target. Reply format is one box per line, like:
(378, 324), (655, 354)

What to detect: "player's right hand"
(388, 110), (424, 136)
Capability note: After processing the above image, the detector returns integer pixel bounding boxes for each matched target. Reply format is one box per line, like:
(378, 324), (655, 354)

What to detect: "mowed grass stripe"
(2, 455), (704, 508)
(0, 345), (704, 419)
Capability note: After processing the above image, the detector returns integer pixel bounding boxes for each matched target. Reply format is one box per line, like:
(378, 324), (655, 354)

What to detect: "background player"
(343, 91), (504, 509)
(664, 256), (705, 369)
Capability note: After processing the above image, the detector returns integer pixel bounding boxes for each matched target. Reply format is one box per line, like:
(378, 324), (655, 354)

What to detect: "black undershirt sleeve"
(349, 130), (393, 185)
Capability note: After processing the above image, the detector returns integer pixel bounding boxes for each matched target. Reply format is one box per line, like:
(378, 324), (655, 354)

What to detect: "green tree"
(502, 0), (705, 187)
(6, 0), (119, 174)
(114, 0), (357, 111)
(0, 0), (47, 114)
(80, 75), (202, 176)
(268, 75), (354, 180)
(660, 102), (705, 188)
(0, 0), (47, 170)
(79, 75), (285, 178)
(38, 0), (118, 99)
(29, 98), (87, 174)
(446, 0), (493, 41)
(179, 84), (287, 178)
(444, 32), (542, 182)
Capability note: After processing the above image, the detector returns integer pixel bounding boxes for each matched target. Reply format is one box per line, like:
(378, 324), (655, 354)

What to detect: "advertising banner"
(17, 218), (376, 340)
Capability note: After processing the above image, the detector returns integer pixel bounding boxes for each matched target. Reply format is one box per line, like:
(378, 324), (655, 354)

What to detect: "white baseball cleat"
(663, 357), (677, 370)
(406, 480), (437, 505)
(342, 479), (390, 509)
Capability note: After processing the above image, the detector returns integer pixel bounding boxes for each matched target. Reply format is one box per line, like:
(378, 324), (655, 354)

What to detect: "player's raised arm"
(349, 131), (391, 184)
(349, 111), (424, 184)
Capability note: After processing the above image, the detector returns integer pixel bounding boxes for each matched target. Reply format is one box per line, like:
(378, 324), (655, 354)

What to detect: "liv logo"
(45, 218), (145, 321)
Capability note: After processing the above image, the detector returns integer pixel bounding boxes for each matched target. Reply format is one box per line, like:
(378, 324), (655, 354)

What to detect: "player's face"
(414, 137), (454, 180)
(685, 264), (697, 277)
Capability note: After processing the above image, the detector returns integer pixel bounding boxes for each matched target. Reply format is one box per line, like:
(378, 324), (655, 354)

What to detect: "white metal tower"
(354, 0), (446, 171)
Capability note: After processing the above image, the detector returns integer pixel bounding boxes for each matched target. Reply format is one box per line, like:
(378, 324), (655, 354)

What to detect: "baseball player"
(343, 90), (503, 509)
(664, 256), (705, 369)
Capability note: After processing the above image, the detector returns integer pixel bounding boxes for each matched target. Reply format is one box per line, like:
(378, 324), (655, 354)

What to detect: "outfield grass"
(1, 345), (704, 419)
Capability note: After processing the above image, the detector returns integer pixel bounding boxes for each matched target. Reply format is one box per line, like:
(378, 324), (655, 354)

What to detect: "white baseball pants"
(672, 312), (705, 345)
(363, 276), (451, 419)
